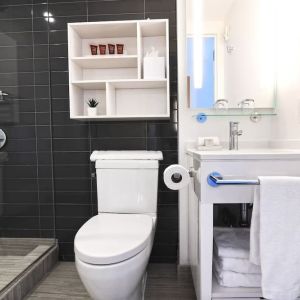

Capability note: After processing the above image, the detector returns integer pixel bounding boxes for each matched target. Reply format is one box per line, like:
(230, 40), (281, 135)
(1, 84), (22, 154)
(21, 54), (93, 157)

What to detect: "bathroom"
(0, 0), (299, 299)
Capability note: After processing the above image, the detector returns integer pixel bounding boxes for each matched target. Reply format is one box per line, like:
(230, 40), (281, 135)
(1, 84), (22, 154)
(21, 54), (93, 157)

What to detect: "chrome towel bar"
(207, 172), (260, 187)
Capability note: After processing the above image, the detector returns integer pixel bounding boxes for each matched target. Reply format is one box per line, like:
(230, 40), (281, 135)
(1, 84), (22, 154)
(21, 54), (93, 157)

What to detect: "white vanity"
(186, 149), (300, 300)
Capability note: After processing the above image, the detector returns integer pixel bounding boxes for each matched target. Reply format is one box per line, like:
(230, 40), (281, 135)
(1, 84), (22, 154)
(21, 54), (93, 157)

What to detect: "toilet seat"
(75, 213), (153, 265)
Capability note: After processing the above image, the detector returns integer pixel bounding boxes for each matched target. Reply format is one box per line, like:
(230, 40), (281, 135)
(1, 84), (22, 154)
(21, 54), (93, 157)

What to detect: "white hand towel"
(213, 262), (261, 288)
(214, 254), (261, 274)
(214, 227), (250, 259)
(250, 177), (300, 300)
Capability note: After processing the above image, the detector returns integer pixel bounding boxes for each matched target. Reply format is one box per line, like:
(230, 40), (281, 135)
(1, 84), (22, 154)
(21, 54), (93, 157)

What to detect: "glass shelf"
(192, 108), (277, 117)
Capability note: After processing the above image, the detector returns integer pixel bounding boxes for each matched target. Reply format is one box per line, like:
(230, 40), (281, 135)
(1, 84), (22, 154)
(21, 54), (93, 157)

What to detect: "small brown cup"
(108, 44), (115, 55)
(116, 44), (124, 54)
(99, 44), (106, 55)
(90, 44), (98, 55)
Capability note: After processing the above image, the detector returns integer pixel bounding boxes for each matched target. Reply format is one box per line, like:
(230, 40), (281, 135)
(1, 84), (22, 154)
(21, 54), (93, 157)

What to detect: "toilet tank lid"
(90, 150), (163, 162)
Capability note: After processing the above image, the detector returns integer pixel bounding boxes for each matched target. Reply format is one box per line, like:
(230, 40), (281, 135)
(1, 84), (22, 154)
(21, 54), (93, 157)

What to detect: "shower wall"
(0, 1), (55, 239)
(0, 0), (178, 263)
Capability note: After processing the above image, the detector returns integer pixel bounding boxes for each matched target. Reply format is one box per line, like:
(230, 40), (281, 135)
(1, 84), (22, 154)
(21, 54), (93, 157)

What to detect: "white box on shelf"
(143, 57), (165, 79)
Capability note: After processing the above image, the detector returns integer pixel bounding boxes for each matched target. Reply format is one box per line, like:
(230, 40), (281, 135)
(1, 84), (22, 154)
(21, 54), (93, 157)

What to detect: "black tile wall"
(0, 0), (178, 263)
(0, 0), (54, 242)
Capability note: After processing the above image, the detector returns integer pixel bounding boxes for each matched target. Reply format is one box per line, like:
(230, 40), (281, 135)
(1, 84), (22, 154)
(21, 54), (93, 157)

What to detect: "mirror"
(186, 0), (277, 111)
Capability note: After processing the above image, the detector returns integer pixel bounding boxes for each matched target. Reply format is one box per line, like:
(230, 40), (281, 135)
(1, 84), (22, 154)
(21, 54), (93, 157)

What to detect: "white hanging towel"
(250, 177), (300, 300)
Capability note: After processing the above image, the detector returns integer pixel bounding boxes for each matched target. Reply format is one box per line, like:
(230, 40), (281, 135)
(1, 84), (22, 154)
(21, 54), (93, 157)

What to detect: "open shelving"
(212, 276), (262, 299)
(68, 19), (170, 120)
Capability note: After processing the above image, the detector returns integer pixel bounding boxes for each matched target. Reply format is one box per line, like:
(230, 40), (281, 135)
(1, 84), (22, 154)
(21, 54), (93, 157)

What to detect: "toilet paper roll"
(163, 164), (190, 190)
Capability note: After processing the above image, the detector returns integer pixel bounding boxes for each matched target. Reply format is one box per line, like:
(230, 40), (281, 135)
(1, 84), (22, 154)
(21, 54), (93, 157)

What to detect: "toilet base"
(130, 273), (147, 300)
(142, 272), (147, 300)
(75, 240), (152, 300)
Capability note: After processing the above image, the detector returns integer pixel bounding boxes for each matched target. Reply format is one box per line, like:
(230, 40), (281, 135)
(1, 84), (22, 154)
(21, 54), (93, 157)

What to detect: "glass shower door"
(0, 0), (56, 293)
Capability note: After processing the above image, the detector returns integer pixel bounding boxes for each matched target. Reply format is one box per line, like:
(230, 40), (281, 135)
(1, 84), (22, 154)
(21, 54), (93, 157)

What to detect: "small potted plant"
(87, 98), (99, 117)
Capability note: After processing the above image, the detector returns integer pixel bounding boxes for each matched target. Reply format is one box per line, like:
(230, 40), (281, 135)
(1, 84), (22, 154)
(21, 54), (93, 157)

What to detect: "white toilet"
(74, 150), (163, 300)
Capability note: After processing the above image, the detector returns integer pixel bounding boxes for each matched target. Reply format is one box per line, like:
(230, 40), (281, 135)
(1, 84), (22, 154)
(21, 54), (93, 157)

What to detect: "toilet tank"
(90, 151), (163, 214)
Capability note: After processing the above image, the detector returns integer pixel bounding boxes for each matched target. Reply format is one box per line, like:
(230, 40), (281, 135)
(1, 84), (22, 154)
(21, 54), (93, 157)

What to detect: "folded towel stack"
(213, 227), (261, 288)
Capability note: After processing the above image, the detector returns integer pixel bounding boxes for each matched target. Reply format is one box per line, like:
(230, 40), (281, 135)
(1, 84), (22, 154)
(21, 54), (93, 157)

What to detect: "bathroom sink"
(187, 148), (300, 160)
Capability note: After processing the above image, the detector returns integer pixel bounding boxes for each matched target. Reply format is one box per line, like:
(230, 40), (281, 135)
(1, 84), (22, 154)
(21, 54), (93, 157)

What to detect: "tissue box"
(143, 57), (165, 79)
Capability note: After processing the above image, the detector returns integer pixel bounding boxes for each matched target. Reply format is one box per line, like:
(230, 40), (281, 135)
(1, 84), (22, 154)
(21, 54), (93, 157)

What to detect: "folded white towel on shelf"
(213, 262), (261, 288)
(250, 177), (300, 300)
(214, 253), (261, 274)
(214, 227), (250, 259)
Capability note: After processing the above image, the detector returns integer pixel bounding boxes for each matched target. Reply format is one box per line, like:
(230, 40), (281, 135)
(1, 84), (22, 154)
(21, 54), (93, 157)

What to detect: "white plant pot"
(87, 107), (97, 117)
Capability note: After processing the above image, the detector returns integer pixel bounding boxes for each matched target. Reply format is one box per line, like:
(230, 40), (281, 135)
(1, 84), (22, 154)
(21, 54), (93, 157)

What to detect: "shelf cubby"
(107, 79), (168, 118)
(68, 19), (169, 120)
(69, 84), (107, 118)
(138, 20), (168, 80)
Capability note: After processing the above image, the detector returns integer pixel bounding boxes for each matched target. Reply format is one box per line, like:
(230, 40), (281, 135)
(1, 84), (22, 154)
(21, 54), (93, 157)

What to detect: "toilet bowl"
(75, 213), (156, 300)
(74, 151), (162, 300)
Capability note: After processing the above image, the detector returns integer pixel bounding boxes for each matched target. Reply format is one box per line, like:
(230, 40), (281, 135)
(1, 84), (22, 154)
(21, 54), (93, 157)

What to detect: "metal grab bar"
(207, 172), (260, 187)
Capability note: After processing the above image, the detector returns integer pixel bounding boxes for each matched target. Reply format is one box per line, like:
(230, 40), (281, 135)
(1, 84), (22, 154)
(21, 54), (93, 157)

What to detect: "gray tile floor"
(26, 262), (197, 300)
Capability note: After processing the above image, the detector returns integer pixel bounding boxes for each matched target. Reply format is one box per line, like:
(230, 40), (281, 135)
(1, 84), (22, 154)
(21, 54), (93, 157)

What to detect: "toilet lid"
(74, 213), (153, 265)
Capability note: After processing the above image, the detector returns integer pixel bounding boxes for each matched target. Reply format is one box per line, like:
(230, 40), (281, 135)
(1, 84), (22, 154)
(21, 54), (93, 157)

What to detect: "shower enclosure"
(0, 0), (57, 297)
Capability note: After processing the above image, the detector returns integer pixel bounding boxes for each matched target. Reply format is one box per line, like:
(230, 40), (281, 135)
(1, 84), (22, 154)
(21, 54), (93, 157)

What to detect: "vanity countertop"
(187, 148), (300, 160)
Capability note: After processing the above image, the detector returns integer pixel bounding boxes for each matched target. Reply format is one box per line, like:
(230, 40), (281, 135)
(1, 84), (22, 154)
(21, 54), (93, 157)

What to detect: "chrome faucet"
(229, 121), (243, 150)
(0, 91), (8, 101)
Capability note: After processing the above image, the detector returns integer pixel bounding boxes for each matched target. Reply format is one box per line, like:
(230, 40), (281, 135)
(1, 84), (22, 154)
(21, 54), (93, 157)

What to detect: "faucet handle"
(0, 91), (8, 101)
(239, 99), (255, 107)
(214, 99), (229, 109)
(230, 121), (239, 126)
(237, 130), (243, 136)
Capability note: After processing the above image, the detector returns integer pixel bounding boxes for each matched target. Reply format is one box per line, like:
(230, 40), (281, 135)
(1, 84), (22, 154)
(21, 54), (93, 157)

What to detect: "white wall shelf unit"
(68, 19), (170, 120)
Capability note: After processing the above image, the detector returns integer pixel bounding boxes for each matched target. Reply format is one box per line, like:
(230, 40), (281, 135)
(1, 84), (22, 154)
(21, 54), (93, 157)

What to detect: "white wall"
(177, 0), (300, 265)
(270, 0), (300, 146)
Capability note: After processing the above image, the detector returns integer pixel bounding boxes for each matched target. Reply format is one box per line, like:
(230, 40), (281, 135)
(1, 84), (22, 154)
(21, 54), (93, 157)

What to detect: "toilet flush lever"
(0, 129), (7, 149)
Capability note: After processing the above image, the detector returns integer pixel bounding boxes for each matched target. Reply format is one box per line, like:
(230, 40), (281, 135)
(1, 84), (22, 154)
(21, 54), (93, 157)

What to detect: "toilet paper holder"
(168, 168), (196, 184)
(189, 167), (196, 178)
(163, 164), (192, 190)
